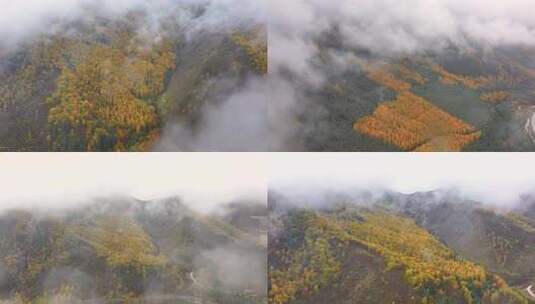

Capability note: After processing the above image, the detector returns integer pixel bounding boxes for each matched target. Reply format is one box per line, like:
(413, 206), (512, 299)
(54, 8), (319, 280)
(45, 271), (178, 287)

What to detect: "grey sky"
(269, 153), (535, 206)
(0, 153), (266, 212)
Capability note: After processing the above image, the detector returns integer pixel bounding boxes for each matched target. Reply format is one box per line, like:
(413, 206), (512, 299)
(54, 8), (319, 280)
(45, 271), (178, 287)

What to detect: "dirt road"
(527, 285), (535, 299)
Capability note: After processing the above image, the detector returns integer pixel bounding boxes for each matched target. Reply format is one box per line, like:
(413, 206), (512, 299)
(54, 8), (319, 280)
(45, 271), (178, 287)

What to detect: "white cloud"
(270, 0), (535, 56)
(269, 153), (535, 206)
(266, 0), (535, 150)
(0, 0), (265, 47)
(0, 153), (267, 212)
(156, 78), (270, 152)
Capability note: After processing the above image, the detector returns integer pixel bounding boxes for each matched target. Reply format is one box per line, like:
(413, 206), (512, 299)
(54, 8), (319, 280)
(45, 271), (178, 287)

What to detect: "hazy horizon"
(0, 153), (267, 213)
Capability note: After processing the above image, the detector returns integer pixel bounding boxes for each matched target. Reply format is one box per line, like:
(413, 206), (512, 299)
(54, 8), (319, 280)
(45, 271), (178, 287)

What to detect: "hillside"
(0, 196), (267, 303)
(268, 191), (535, 304)
(0, 4), (266, 151)
(300, 45), (535, 151)
(380, 191), (535, 287)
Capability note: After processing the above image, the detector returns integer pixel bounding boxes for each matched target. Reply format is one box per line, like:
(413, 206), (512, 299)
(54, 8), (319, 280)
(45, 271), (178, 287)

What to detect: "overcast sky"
(2, 153), (535, 211)
(269, 153), (535, 206)
(0, 153), (266, 212)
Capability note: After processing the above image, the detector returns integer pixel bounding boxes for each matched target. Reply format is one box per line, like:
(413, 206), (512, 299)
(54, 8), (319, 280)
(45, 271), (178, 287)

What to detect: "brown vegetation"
(355, 65), (480, 151)
(47, 38), (176, 151)
(430, 64), (495, 90)
(269, 209), (528, 304)
(396, 64), (427, 85)
(232, 29), (268, 75)
(480, 91), (510, 104)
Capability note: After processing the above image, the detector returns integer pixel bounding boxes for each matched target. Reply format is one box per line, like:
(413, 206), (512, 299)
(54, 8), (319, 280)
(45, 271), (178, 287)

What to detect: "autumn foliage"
(232, 28), (268, 75)
(430, 64), (495, 90)
(68, 216), (167, 269)
(269, 208), (528, 304)
(47, 39), (176, 151)
(396, 64), (427, 85)
(355, 66), (481, 151)
(480, 91), (510, 104)
(363, 64), (412, 92)
(269, 212), (341, 304)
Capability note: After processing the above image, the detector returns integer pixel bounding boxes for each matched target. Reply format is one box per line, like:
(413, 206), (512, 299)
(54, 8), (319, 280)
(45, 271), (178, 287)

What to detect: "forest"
(269, 190), (535, 304)
(0, 6), (267, 151)
(296, 41), (535, 151)
(0, 197), (267, 304)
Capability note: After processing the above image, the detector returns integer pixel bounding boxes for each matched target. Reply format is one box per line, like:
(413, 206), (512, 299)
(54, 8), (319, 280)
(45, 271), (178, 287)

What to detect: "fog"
(269, 153), (535, 207)
(12, 0), (534, 55)
(1, 0), (264, 48)
(0, 0), (267, 152)
(270, 0), (535, 57)
(156, 78), (270, 151)
(195, 245), (267, 293)
(6, 1), (535, 151)
(0, 153), (267, 303)
(0, 153), (266, 213)
(267, 0), (535, 150)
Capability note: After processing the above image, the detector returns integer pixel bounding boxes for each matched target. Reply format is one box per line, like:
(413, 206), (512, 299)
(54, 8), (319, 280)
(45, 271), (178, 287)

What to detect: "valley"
(300, 48), (535, 151)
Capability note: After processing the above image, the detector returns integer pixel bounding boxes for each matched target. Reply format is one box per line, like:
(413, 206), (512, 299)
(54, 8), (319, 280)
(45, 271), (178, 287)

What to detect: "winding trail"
(527, 285), (535, 299)
(190, 271), (205, 290)
(524, 108), (535, 144)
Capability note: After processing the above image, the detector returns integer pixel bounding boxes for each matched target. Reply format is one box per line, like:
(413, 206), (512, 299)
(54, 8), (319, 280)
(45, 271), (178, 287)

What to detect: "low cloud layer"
(269, 153), (535, 207)
(13, 0), (535, 55)
(156, 78), (270, 151)
(0, 0), (264, 48)
(196, 245), (266, 293)
(0, 153), (268, 303)
(2, 1), (535, 151)
(0, 0), (267, 152)
(267, 0), (535, 150)
(270, 0), (535, 57)
(0, 153), (266, 213)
